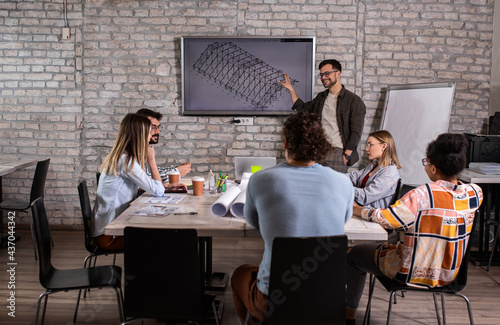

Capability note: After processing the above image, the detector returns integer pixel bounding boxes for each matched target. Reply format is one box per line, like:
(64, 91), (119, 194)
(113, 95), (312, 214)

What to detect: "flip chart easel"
(381, 82), (455, 186)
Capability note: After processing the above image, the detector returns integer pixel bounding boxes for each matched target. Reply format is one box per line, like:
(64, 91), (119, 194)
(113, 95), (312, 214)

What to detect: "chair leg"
(363, 274), (377, 325)
(212, 301), (220, 325)
(441, 293), (446, 324)
(487, 223), (499, 271)
(432, 293), (443, 325)
(386, 291), (398, 325)
(28, 214), (38, 260)
(82, 255), (92, 298)
(73, 289), (82, 323)
(242, 310), (250, 325)
(113, 286), (125, 323)
(455, 293), (475, 325)
(35, 291), (50, 325)
(83, 254), (92, 268)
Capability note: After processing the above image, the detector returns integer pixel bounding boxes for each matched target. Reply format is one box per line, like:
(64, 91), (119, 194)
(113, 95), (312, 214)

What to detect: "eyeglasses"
(421, 158), (431, 166)
(318, 70), (339, 78)
(151, 124), (162, 131)
(366, 142), (383, 148)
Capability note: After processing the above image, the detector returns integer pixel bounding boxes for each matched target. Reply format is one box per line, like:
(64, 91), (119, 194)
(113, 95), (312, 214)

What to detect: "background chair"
(0, 158), (50, 259)
(363, 229), (476, 325)
(121, 227), (222, 325)
(31, 198), (124, 325)
(266, 235), (348, 325)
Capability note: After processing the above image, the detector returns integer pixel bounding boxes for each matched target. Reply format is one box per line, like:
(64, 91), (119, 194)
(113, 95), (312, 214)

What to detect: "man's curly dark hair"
(283, 112), (332, 162)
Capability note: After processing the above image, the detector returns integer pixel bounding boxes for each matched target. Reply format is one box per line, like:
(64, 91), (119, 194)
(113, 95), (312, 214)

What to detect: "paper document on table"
(144, 195), (186, 204)
(132, 205), (180, 217)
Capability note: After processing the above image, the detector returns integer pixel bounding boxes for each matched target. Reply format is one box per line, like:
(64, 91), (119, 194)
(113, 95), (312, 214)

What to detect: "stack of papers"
(469, 162), (500, 174)
(133, 205), (179, 217)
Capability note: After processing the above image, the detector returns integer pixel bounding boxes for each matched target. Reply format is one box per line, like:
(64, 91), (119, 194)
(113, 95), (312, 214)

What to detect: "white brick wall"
(0, 0), (494, 226)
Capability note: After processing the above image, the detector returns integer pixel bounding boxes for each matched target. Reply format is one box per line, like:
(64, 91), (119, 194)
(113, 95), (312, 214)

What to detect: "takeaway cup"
(168, 170), (180, 183)
(192, 177), (205, 196)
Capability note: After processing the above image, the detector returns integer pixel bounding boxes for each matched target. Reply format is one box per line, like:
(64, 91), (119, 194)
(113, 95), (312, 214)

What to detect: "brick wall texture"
(0, 0), (494, 225)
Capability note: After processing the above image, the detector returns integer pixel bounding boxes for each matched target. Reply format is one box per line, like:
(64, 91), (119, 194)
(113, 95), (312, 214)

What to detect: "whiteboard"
(381, 82), (455, 186)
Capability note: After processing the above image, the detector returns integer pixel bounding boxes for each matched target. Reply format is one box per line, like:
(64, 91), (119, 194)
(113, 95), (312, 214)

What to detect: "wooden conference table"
(104, 191), (388, 241)
(0, 159), (38, 246)
(105, 189), (388, 289)
(459, 168), (500, 269)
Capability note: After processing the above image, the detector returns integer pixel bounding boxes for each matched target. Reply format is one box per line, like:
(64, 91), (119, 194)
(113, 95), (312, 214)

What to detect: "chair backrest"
(123, 227), (205, 321)
(267, 235), (348, 325)
(389, 178), (403, 205)
(31, 198), (55, 287)
(29, 158), (50, 204)
(77, 180), (98, 253)
(400, 184), (416, 199)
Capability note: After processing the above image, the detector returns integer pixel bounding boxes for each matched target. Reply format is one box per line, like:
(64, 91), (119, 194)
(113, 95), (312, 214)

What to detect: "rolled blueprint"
(229, 190), (246, 218)
(211, 186), (241, 216)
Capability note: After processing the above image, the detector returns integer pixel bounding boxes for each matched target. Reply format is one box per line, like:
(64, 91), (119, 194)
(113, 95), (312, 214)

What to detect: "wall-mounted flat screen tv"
(181, 36), (315, 116)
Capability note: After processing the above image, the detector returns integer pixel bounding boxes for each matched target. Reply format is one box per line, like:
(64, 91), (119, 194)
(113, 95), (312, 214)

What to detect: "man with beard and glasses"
(136, 109), (191, 183)
(279, 59), (366, 173)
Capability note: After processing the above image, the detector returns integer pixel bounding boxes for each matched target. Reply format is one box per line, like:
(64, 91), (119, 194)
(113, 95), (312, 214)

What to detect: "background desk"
(459, 169), (500, 267)
(0, 159), (38, 246)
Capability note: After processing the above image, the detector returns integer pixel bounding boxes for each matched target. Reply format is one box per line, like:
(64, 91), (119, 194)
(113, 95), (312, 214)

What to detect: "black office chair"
(77, 180), (123, 268)
(386, 178), (403, 243)
(0, 158), (50, 260)
(75, 180), (123, 312)
(389, 178), (403, 205)
(31, 198), (124, 325)
(121, 227), (222, 325)
(266, 235), (348, 325)
(400, 184), (416, 198)
(363, 232), (476, 325)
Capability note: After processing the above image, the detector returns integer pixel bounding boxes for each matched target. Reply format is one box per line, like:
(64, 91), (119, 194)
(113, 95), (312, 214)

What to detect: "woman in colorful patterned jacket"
(345, 133), (483, 325)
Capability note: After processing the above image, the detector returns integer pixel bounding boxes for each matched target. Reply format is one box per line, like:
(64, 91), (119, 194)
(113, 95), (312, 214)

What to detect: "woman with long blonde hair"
(91, 113), (166, 250)
(347, 130), (402, 209)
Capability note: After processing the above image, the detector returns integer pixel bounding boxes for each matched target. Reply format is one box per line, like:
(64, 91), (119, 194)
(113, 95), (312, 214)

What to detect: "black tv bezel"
(181, 36), (316, 116)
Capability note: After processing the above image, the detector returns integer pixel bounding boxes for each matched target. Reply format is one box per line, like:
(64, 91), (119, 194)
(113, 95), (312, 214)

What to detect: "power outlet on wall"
(233, 117), (254, 126)
(62, 27), (70, 40)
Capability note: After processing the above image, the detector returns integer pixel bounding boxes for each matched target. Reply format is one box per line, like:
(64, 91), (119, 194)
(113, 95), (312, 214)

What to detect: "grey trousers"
(346, 243), (386, 310)
(320, 147), (348, 173)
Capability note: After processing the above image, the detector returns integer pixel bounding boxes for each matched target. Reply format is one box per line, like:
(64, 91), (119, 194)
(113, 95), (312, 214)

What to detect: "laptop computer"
(234, 157), (277, 181)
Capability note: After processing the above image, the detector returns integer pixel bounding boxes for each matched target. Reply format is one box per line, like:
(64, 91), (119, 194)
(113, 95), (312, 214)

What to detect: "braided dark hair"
(426, 133), (468, 177)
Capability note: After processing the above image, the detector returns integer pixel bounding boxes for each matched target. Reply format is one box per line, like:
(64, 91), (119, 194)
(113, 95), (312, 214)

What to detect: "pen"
(174, 212), (198, 215)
